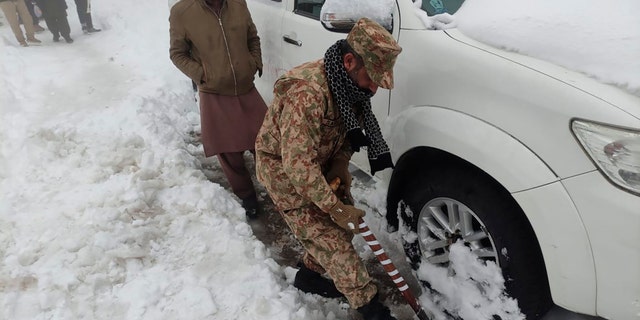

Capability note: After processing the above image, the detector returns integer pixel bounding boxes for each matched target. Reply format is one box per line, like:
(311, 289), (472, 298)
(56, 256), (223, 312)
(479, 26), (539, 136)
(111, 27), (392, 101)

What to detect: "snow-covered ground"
(1, 0), (637, 319)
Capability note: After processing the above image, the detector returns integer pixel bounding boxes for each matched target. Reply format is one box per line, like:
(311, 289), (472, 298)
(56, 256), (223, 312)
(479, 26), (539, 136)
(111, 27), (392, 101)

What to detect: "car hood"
(444, 29), (640, 122)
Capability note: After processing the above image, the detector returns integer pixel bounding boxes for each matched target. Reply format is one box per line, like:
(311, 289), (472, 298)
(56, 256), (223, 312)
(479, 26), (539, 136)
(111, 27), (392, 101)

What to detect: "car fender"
(387, 105), (597, 313)
(388, 105), (557, 192)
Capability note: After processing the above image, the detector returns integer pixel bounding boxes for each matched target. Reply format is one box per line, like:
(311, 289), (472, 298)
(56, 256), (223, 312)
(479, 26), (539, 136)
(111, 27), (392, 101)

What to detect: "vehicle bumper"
(562, 171), (640, 320)
(512, 181), (597, 315)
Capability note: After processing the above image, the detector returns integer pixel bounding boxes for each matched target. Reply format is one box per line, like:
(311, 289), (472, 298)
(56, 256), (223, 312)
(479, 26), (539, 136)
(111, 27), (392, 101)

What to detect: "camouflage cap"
(346, 17), (402, 89)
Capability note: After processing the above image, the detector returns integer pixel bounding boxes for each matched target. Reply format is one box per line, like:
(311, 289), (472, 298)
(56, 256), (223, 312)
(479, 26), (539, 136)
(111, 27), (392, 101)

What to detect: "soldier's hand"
(326, 158), (353, 204)
(329, 201), (364, 234)
(335, 185), (354, 205)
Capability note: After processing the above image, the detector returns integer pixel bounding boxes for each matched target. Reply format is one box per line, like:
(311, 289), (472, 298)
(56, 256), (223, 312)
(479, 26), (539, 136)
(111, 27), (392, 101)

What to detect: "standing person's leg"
(0, 1), (27, 45)
(217, 151), (259, 217)
(50, 17), (61, 40)
(40, 15), (58, 40)
(58, 13), (72, 42)
(23, 0), (39, 27)
(33, 0), (57, 40)
(25, 0), (44, 31)
(83, 0), (99, 32)
(15, 0), (38, 42)
(73, 0), (86, 31)
(45, 16), (59, 41)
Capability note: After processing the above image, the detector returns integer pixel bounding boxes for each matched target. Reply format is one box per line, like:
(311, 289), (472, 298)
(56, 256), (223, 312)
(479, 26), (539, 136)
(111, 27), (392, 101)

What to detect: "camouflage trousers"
(281, 205), (377, 308)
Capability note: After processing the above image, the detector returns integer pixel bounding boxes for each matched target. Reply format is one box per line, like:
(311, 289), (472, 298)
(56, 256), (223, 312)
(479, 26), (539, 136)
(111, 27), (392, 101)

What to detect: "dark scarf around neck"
(324, 40), (394, 175)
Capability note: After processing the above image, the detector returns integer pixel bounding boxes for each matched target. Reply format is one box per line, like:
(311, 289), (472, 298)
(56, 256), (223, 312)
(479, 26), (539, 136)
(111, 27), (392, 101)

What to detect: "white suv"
(247, 0), (640, 319)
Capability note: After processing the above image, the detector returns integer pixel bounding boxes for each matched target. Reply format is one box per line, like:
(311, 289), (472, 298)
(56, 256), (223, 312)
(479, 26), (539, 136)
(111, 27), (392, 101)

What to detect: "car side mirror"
(320, 0), (394, 33)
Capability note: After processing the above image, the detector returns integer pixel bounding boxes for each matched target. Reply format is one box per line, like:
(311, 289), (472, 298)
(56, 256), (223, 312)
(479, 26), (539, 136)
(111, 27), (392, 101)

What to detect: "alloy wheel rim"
(417, 197), (499, 266)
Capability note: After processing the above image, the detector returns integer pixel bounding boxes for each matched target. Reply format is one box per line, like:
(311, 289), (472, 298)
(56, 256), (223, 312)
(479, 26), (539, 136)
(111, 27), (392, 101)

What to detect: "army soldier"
(255, 18), (401, 320)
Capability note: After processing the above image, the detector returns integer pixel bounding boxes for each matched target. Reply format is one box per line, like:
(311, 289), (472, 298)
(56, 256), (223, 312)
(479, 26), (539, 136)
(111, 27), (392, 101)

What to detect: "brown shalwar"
(198, 88), (266, 156)
(199, 88), (266, 199)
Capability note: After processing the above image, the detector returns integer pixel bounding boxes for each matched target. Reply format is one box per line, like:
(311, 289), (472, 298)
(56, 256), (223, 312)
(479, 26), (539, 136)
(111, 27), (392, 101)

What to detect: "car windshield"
(422, 0), (465, 16)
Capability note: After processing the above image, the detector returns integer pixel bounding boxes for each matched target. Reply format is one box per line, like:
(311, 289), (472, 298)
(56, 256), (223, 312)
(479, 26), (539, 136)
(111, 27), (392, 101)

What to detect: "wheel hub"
(416, 197), (499, 266)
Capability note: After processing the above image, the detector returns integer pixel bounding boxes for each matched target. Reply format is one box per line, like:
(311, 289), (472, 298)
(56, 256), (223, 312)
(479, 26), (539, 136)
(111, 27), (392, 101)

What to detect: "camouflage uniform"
(255, 18), (401, 309)
(255, 58), (377, 307)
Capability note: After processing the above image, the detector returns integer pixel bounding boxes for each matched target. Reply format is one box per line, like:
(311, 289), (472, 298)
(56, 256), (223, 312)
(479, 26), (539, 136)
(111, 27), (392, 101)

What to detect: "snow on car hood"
(452, 0), (640, 100)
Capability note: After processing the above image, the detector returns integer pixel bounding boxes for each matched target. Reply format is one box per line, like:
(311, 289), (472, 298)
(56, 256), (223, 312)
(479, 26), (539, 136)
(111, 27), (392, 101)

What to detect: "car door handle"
(283, 35), (302, 47)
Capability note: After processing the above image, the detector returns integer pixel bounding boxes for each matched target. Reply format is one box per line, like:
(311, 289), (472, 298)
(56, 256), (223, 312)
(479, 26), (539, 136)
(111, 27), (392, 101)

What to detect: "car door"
(280, 0), (340, 70)
(247, 0), (285, 103)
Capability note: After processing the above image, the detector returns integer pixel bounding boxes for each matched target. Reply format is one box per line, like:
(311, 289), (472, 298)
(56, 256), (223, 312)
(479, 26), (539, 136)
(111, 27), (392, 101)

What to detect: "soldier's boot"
(293, 263), (344, 298)
(357, 294), (397, 320)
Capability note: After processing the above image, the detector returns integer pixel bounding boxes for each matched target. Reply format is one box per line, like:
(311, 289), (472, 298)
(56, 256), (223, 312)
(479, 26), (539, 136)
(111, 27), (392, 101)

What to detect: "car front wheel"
(394, 157), (553, 319)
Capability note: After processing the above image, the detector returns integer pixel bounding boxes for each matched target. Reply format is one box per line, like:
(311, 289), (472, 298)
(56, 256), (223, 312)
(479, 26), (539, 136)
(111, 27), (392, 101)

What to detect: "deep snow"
(1, 0), (637, 319)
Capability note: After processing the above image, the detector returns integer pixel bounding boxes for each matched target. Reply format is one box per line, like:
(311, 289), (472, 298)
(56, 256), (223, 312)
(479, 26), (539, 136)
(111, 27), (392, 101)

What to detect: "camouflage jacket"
(255, 59), (352, 212)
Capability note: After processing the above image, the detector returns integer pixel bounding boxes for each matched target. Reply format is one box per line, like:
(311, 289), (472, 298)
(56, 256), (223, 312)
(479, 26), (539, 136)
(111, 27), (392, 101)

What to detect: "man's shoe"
(19, 41), (28, 47)
(241, 196), (261, 219)
(53, 36), (60, 42)
(87, 27), (101, 33)
(64, 36), (74, 43)
(26, 37), (41, 44)
(293, 263), (344, 298)
(357, 294), (397, 320)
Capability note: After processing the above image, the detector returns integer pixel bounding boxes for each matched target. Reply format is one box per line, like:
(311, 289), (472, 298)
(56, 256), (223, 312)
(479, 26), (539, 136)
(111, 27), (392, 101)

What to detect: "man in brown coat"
(169, 0), (267, 218)
(255, 18), (402, 319)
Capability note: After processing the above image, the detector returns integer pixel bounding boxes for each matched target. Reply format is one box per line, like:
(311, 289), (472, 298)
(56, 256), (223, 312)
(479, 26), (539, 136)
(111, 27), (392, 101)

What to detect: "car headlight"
(571, 119), (640, 195)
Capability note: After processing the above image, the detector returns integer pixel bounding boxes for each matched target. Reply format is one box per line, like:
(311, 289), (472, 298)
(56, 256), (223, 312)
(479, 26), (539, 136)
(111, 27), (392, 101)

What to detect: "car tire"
(397, 158), (553, 319)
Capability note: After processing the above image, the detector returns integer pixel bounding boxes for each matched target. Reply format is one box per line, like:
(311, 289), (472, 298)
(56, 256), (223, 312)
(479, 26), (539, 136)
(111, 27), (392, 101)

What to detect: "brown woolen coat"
(169, 0), (263, 96)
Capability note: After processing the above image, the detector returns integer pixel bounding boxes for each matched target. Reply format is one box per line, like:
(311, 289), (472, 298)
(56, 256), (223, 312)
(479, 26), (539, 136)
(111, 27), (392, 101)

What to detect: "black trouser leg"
(84, 13), (93, 29)
(74, 0), (88, 29)
(43, 16), (59, 37)
(58, 16), (71, 38)
(24, 0), (39, 25)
